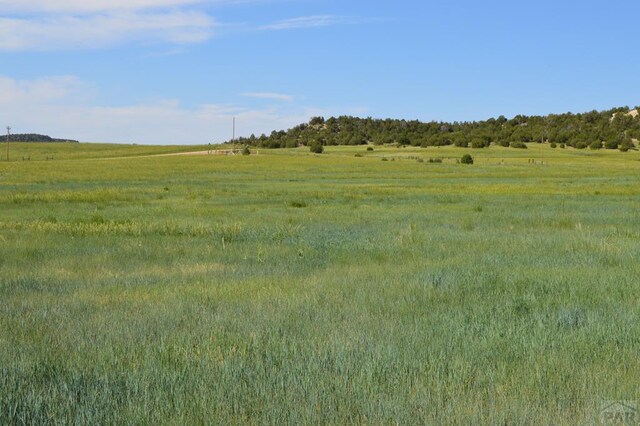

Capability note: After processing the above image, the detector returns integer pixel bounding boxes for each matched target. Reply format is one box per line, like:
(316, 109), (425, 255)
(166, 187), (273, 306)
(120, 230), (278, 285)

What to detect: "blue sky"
(1, 0), (639, 144)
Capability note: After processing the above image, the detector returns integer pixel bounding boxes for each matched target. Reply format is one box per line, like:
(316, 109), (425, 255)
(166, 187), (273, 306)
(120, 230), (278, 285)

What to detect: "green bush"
(242, 145), (251, 155)
(550, 142), (557, 148)
(589, 141), (602, 150)
(471, 139), (487, 149)
(366, 146), (374, 151)
(460, 154), (474, 164)
(510, 141), (527, 149)
(309, 142), (324, 154)
(604, 140), (619, 149)
(575, 142), (587, 149)
(619, 140), (633, 152)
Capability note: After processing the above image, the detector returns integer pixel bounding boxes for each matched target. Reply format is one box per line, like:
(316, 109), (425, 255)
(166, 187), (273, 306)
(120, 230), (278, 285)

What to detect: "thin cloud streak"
(259, 15), (346, 31)
(0, 0), (206, 13)
(240, 92), (294, 102)
(0, 0), (265, 13)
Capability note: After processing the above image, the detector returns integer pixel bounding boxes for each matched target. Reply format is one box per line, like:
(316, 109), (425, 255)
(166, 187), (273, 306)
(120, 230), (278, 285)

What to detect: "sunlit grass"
(1, 142), (640, 423)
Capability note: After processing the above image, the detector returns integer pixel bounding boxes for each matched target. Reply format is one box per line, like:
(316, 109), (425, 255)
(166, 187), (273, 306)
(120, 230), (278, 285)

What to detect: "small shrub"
(428, 158), (443, 163)
(309, 142), (324, 154)
(366, 146), (374, 151)
(589, 141), (602, 150)
(381, 157), (388, 162)
(398, 137), (411, 146)
(242, 145), (251, 155)
(560, 143), (566, 148)
(550, 142), (557, 148)
(604, 140), (619, 150)
(510, 141), (527, 149)
(471, 140), (486, 149)
(460, 154), (474, 164)
(354, 153), (363, 157)
(620, 139), (634, 151)
(575, 142), (587, 149)
(289, 201), (307, 208)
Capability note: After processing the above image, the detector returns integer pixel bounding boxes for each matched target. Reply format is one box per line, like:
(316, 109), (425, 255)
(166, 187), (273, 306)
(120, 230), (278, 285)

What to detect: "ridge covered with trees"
(232, 106), (640, 151)
(5, 134), (78, 143)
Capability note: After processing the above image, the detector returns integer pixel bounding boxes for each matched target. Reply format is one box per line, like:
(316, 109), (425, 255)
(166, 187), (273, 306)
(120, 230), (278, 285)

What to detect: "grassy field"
(1, 142), (640, 424)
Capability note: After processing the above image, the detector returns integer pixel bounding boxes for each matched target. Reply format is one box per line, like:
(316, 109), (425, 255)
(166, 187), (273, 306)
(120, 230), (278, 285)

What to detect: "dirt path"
(94, 150), (218, 161)
(152, 150), (212, 157)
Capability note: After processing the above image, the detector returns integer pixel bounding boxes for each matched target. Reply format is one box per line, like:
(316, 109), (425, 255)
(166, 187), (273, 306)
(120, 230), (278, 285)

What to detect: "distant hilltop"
(229, 105), (640, 151)
(5, 134), (79, 143)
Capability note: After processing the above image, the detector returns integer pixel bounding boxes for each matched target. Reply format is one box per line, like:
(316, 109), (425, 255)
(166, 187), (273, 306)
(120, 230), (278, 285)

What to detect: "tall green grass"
(1, 143), (640, 423)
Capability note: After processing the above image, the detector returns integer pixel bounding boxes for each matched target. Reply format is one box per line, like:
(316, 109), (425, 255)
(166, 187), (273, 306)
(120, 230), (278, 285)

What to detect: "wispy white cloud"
(0, 0), (262, 14)
(240, 92), (294, 102)
(1, 3), (372, 51)
(259, 15), (347, 31)
(0, 0), (225, 51)
(0, 75), (331, 144)
(0, 75), (92, 102)
(0, 11), (215, 50)
(0, 0), (206, 13)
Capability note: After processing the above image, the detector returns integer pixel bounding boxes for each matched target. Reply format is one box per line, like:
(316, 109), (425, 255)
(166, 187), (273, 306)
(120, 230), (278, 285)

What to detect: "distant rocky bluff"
(6, 134), (78, 143)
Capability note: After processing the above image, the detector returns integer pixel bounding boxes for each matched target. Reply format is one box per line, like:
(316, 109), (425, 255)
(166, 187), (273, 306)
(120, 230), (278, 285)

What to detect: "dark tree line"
(231, 107), (640, 151)
(5, 134), (78, 143)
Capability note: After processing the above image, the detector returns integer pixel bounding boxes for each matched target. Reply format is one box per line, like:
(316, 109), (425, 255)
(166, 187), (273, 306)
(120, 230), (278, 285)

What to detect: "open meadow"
(1, 143), (640, 424)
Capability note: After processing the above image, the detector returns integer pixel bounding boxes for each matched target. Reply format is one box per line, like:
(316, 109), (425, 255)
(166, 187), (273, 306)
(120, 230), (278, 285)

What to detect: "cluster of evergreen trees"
(5, 134), (78, 143)
(232, 107), (640, 151)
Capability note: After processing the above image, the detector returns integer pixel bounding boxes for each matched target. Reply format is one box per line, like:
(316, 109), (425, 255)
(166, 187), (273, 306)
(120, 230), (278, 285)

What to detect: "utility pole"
(6, 126), (10, 161)
(231, 117), (237, 153)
